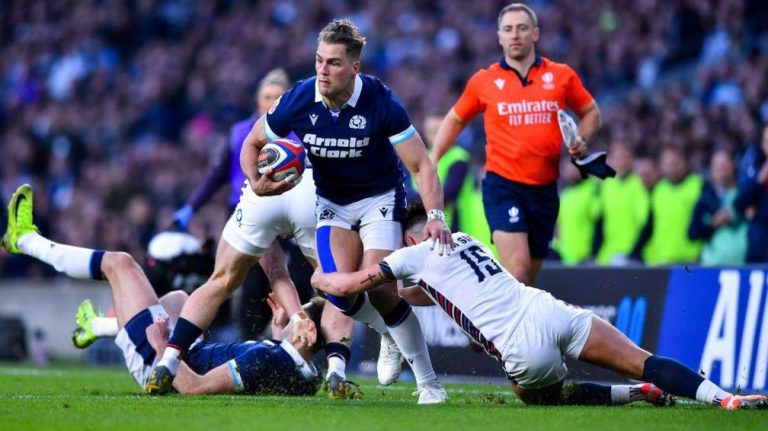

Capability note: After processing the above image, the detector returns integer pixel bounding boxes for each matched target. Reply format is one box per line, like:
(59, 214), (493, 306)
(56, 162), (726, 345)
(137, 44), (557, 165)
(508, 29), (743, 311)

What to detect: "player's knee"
(101, 251), (137, 275)
(164, 290), (189, 302)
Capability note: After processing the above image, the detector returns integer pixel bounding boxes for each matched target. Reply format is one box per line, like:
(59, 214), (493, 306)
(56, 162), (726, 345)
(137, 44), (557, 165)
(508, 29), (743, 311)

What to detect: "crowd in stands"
(2, 0), (768, 277)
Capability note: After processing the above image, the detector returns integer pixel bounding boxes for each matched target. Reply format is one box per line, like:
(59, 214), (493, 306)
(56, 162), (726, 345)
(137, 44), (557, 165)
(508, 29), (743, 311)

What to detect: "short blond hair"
(498, 3), (538, 28)
(318, 18), (366, 60)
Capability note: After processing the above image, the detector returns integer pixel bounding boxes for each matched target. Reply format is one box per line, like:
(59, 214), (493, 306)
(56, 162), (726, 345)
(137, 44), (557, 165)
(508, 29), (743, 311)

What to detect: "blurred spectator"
(594, 141), (650, 265)
(553, 160), (599, 265)
(2, 0), (768, 275)
(634, 153), (661, 192)
(688, 149), (747, 265)
(632, 148), (703, 265)
(734, 125), (768, 263)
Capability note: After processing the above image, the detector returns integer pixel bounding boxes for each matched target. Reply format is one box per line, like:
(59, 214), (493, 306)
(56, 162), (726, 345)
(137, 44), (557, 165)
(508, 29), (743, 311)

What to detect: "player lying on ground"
(2, 184), (322, 396)
(312, 201), (768, 410)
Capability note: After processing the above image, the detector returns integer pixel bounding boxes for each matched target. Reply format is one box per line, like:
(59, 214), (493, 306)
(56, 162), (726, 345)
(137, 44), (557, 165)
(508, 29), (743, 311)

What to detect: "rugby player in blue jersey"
(151, 19), (452, 404)
(170, 68), (356, 395)
(2, 184), (322, 396)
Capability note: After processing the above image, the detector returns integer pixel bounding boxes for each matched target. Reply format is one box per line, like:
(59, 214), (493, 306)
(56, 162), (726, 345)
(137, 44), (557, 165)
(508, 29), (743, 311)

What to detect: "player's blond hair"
(318, 18), (366, 60)
(498, 3), (538, 28)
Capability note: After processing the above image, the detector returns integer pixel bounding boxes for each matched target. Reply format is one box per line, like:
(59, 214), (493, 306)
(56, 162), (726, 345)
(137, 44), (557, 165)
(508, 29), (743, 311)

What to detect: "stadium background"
(1, 0), (768, 392)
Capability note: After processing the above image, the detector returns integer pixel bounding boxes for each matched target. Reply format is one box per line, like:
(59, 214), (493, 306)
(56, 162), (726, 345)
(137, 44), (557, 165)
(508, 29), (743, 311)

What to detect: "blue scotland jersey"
(265, 74), (414, 205)
(186, 339), (321, 395)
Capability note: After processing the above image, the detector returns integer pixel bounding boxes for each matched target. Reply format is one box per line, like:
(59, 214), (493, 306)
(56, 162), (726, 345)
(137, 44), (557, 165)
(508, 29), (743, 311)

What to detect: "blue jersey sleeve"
(383, 92), (416, 145)
(229, 341), (320, 395)
(264, 90), (296, 140)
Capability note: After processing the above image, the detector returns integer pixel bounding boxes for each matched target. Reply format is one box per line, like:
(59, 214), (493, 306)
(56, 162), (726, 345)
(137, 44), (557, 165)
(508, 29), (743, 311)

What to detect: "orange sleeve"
(564, 67), (594, 113)
(453, 70), (485, 122)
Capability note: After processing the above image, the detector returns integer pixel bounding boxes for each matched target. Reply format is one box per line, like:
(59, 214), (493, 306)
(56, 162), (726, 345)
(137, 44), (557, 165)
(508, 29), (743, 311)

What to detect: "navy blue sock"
(381, 299), (411, 328)
(561, 383), (612, 406)
(167, 318), (203, 353)
(89, 250), (106, 280)
(642, 355), (704, 399)
(325, 342), (351, 363)
(326, 293), (366, 316)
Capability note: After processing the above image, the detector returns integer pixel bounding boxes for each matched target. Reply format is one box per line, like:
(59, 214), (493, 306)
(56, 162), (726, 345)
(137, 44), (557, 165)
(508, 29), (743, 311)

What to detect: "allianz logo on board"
(701, 270), (768, 390)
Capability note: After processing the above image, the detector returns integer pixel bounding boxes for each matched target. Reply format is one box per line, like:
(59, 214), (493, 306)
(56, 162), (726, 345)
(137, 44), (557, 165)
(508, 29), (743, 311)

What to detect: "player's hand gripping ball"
(257, 138), (306, 182)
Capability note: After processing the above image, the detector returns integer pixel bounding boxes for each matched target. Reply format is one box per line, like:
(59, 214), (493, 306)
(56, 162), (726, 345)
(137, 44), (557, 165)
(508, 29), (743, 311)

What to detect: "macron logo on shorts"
(508, 207), (520, 224)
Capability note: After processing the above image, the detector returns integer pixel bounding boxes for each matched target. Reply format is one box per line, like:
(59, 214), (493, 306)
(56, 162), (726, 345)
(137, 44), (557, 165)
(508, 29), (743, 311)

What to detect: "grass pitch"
(0, 364), (764, 431)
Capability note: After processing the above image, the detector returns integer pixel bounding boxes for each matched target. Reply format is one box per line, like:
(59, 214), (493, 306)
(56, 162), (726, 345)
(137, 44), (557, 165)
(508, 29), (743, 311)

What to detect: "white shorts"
(222, 169), (316, 259)
(502, 292), (593, 389)
(114, 304), (172, 387)
(315, 188), (404, 252)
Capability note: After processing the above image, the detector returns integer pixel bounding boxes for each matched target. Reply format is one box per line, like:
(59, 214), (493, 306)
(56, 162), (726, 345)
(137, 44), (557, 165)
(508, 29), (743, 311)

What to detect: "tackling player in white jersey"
(311, 201), (768, 410)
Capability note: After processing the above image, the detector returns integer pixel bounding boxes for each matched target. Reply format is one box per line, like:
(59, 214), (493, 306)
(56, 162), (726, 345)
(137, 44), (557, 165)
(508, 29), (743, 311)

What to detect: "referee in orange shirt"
(432, 3), (601, 284)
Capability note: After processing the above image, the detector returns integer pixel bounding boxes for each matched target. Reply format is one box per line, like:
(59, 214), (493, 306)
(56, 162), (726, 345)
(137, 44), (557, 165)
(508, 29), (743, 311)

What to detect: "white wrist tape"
(427, 209), (446, 223)
(290, 311), (308, 325)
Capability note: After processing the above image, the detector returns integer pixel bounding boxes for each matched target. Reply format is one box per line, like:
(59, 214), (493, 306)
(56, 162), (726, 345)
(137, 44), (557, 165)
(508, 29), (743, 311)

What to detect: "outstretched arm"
(259, 241), (302, 316)
(173, 361), (237, 395)
(311, 263), (394, 297)
(395, 133), (454, 254)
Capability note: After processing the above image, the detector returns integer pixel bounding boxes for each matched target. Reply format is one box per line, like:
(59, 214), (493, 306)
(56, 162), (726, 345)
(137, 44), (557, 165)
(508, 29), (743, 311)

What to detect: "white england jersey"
(382, 232), (545, 363)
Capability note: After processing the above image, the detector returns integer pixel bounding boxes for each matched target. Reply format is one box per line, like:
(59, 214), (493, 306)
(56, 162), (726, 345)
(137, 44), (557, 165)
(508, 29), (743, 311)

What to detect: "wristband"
(427, 209), (446, 223)
(290, 311), (309, 325)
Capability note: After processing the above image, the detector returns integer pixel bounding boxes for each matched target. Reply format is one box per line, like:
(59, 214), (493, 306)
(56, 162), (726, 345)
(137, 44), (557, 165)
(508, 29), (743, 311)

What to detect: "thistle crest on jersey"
(257, 138), (306, 181)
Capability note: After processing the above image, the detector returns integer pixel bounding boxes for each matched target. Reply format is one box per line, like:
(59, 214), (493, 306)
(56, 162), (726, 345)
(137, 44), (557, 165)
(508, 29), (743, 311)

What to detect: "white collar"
(314, 74), (363, 108)
(280, 339), (319, 380)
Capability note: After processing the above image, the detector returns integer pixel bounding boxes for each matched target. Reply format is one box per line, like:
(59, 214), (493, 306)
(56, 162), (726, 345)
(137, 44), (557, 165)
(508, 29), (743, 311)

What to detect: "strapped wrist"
(289, 311), (308, 325)
(427, 209), (446, 223)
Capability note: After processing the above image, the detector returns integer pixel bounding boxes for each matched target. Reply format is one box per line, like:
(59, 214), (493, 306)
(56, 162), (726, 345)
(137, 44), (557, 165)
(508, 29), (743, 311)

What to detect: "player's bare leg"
(579, 316), (767, 409)
(492, 231), (536, 284)
(148, 239), (258, 394)
(99, 252), (161, 326)
(315, 227), (365, 397)
(0, 186), (168, 348)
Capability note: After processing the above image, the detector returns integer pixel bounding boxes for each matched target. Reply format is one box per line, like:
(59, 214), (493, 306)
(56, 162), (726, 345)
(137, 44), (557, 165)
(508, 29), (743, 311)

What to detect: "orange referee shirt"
(454, 56), (594, 185)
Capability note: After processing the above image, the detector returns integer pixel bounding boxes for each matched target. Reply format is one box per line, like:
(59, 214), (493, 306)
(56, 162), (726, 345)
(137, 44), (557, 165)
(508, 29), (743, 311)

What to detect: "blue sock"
(325, 342), (351, 364)
(167, 318), (203, 354)
(381, 299), (411, 328)
(642, 355), (704, 399)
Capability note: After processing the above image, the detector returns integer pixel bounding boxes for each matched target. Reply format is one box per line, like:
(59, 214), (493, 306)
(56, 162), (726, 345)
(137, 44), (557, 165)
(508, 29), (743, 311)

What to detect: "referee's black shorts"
(482, 171), (559, 259)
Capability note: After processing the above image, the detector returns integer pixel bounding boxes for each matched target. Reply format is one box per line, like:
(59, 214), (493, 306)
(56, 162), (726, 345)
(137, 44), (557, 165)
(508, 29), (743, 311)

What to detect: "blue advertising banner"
(657, 268), (768, 391)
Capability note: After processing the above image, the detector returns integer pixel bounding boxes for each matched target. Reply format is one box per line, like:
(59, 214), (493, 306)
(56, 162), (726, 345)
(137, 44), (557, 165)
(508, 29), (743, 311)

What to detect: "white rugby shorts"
(114, 304), (172, 387)
(222, 169), (316, 259)
(502, 292), (593, 389)
(315, 188), (404, 251)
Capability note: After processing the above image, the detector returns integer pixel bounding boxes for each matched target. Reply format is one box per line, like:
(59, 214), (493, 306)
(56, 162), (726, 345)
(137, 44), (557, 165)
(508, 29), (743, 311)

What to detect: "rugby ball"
(257, 138), (306, 181)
